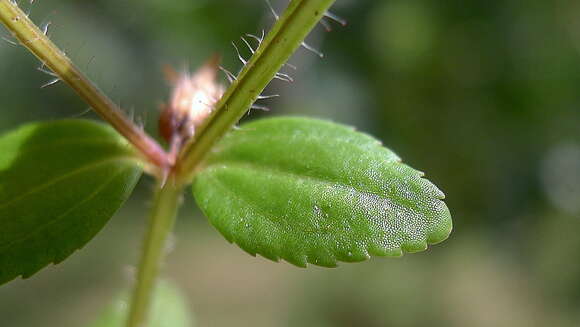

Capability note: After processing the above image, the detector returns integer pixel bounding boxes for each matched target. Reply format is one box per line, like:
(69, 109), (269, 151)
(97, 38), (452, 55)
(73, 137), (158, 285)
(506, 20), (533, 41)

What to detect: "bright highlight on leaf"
(193, 117), (452, 267)
(0, 119), (142, 284)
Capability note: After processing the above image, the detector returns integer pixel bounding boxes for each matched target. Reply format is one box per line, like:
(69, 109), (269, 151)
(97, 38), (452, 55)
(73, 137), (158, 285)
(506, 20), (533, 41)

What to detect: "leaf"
(0, 119), (142, 284)
(88, 280), (193, 327)
(192, 117), (452, 267)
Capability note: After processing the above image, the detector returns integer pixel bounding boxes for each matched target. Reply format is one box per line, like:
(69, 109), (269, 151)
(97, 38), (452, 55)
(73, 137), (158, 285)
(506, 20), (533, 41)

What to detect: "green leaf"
(0, 119), (142, 284)
(88, 280), (193, 327)
(192, 117), (452, 267)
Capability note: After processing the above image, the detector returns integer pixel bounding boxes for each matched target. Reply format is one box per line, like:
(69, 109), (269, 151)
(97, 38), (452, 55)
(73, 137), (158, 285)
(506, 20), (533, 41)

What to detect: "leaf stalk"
(0, 0), (170, 171)
(174, 0), (337, 184)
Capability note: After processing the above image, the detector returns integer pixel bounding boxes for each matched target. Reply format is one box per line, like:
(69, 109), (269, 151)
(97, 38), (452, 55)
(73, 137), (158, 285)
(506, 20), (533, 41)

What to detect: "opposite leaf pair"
(0, 116), (452, 284)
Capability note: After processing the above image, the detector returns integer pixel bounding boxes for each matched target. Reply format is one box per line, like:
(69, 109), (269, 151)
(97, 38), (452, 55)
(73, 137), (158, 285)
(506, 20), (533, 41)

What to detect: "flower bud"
(159, 55), (225, 152)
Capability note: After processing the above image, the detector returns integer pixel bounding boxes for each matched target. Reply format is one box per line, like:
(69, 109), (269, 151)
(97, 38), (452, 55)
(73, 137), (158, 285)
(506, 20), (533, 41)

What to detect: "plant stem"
(126, 180), (182, 327)
(174, 0), (336, 183)
(0, 0), (169, 171)
(3, 1), (336, 326)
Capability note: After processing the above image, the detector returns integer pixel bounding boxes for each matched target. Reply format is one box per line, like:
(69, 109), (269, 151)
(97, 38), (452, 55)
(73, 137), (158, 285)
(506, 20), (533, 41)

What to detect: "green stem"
(0, 0), (170, 171)
(3, 1), (337, 326)
(126, 181), (182, 327)
(174, 0), (336, 183)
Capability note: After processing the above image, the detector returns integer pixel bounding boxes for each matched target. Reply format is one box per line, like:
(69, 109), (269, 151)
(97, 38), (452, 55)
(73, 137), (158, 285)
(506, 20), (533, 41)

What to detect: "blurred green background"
(2, 0), (580, 326)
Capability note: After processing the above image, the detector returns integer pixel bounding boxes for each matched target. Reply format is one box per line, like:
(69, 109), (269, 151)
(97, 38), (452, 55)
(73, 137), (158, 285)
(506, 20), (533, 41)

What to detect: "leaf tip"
(426, 206), (453, 245)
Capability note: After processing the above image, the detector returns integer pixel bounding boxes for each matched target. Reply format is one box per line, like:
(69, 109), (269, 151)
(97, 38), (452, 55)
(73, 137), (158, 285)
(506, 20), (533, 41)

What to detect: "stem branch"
(126, 181), (182, 327)
(0, 0), (169, 170)
(174, 0), (336, 183)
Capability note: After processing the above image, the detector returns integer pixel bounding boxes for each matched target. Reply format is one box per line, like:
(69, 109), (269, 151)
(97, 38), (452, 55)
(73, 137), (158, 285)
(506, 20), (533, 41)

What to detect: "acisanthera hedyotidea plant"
(0, 1), (452, 326)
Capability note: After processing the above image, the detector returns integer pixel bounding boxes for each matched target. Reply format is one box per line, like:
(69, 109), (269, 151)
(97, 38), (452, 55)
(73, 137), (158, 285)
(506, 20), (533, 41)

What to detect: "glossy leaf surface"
(0, 119), (142, 284)
(193, 117), (452, 267)
(88, 280), (192, 327)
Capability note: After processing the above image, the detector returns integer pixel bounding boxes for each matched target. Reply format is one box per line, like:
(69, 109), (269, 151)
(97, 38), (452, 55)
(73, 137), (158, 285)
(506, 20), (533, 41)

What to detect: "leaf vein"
(0, 166), (134, 253)
(0, 157), (137, 209)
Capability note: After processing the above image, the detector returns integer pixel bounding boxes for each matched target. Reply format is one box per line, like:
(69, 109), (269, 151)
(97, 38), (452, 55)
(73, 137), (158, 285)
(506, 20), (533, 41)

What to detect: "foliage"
(0, 120), (141, 284)
(0, 1), (454, 326)
(88, 280), (192, 327)
(194, 117), (451, 266)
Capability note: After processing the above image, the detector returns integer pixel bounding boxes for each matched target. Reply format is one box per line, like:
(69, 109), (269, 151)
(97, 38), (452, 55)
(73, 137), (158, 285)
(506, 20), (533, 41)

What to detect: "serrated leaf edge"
(199, 160), (451, 268)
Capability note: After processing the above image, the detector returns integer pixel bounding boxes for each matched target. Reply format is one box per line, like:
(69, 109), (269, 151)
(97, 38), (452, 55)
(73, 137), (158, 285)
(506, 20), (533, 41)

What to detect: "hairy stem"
(126, 181), (182, 327)
(174, 0), (336, 183)
(3, 1), (336, 326)
(0, 0), (169, 171)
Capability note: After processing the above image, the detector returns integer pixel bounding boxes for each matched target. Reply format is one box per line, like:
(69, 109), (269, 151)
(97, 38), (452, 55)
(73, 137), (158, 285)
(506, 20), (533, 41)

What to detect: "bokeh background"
(2, 0), (580, 326)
